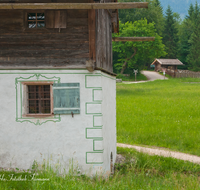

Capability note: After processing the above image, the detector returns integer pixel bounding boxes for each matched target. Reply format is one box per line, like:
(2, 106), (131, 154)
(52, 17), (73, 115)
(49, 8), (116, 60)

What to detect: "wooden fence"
(166, 69), (200, 78)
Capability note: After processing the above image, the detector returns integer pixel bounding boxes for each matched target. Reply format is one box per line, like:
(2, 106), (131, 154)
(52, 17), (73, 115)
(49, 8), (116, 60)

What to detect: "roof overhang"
(0, 2), (148, 10)
(151, 59), (184, 66)
(112, 37), (155, 42)
(151, 59), (161, 65)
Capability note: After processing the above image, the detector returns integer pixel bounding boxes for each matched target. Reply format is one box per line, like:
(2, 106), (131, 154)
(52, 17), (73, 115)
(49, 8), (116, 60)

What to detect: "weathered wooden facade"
(0, 0), (119, 73)
(0, 1), (148, 176)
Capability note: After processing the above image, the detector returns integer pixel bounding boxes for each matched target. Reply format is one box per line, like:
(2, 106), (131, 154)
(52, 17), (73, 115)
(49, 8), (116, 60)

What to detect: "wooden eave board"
(0, 2), (148, 9)
(112, 37), (155, 42)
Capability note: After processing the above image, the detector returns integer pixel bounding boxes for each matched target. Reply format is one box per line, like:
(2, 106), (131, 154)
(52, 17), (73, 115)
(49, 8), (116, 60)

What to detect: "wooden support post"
(88, 9), (96, 72)
(0, 2), (148, 10)
(88, 9), (96, 61)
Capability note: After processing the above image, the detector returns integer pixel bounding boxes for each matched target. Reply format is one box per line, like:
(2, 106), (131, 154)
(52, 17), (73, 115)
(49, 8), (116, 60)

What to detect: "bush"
(116, 74), (128, 80)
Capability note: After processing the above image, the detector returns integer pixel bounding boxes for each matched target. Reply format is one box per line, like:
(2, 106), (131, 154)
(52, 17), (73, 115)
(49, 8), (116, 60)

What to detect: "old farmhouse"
(0, 1), (149, 175)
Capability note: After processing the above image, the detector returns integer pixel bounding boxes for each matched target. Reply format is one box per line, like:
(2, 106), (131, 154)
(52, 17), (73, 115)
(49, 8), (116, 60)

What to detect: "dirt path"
(141, 70), (168, 81)
(117, 143), (200, 164)
(122, 71), (168, 84)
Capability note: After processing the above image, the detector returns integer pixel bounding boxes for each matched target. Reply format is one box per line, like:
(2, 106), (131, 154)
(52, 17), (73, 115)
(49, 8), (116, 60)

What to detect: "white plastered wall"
(0, 69), (116, 176)
(101, 73), (117, 175)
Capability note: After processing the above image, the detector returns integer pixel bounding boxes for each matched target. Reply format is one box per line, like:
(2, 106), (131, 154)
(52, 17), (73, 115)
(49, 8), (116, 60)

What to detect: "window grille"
(28, 85), (50, 114)
(27, 13), (45, 28)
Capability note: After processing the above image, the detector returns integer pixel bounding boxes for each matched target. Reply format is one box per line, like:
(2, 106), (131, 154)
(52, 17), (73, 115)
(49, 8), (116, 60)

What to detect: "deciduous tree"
(118, 0), (165, 36)
(113, 19), (166, 74)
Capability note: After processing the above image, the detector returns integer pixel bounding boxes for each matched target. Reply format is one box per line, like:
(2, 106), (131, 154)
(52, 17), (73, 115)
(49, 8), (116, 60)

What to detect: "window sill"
(23, 114), (54, 118)
(23, 28), (48, 32)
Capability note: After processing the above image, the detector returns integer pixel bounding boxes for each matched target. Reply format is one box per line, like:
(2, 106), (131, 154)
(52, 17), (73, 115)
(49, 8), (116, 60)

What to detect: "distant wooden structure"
(151, 59), (184, 72)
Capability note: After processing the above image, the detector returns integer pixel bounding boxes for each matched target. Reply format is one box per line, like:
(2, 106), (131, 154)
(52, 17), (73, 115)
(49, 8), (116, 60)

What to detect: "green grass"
(117, 78), (200, 156)
(1, 148), (200, 190)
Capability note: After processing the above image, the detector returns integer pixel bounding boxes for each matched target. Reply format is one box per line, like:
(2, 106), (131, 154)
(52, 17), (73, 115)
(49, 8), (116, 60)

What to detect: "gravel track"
(141, 70), (168, 81)
(122, 71), (168, 84)
(117, 143), (200, 164)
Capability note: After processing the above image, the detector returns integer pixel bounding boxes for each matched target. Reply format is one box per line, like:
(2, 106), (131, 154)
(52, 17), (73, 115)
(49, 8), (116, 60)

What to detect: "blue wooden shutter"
(53, 83), (80, 114)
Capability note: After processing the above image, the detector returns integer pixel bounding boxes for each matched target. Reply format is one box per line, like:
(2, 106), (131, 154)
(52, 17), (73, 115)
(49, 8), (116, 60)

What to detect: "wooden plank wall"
(0, 0), (90, 68)
(95, 0), (113, 73)
(88, 9), (96, 61)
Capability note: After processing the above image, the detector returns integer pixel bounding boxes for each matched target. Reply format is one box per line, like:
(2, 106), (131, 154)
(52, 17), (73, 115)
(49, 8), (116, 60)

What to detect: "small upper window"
(27, 13), (45, 28)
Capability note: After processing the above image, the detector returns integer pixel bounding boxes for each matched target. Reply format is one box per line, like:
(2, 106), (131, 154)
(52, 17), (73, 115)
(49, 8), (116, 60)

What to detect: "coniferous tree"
(178, 4), (194, 69)
(193, 1), (200, 20)
(163, 5), (178, 58)
(155, 0), (161, 7)
(187, 9), (200, 71)
(187, 3), (194, 19)
(153, 0), (165, 35)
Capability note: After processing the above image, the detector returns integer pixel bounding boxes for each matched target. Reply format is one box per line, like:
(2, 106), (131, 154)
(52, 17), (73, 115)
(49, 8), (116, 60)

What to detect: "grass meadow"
(117, 78), (200, 156)
(1, 77), (200, 189)
(1, 147), (200, 190)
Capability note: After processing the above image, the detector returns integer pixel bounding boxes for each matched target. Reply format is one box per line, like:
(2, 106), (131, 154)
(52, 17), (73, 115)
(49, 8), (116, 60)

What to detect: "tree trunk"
(120, 47), (137, 74)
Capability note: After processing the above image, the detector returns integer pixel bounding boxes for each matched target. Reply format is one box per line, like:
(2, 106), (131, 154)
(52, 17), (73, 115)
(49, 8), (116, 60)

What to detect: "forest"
(113, 0), (200, 74)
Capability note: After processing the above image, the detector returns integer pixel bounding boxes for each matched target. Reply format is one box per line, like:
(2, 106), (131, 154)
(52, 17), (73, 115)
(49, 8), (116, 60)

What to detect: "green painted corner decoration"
(85, 75), (103, 164)
(86, 152), (103, 165)
(16, 116), (61, 126)
(15, 74), (61, 125)
(53, 83), (80, 114)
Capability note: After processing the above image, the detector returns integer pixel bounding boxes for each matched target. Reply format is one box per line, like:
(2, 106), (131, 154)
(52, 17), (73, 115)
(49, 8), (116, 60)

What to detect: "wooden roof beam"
(0, 2), (148, 10)
(112, 37), (155, 42)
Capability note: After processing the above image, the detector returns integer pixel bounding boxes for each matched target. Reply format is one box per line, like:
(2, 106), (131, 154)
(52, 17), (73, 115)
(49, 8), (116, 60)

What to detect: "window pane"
(43, 85), (50, 90)
(35, 86), (39, 92)
(37, 22), (45, 28)
(37, 13), (45, 20)
(28, 93), (35, 99)
(44, 93), (50, 98)
(28, 85), (35, 92)
(41, 100), (51, 113)
(35, 92), (39, 99)
(28, 22), (36, 28)
(28, 13), (36, 20)
(29, 100), (35, 106)
(29, 100), (39, 113)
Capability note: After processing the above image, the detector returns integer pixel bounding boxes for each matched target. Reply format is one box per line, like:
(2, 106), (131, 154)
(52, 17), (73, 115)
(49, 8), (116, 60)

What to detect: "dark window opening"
(28, 13), (45, 28)
(28, 85), (50, 114)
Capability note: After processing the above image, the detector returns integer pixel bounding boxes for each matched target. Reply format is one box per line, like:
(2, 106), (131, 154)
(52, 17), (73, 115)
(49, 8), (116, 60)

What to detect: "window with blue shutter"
(53, 83), (80, 114)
